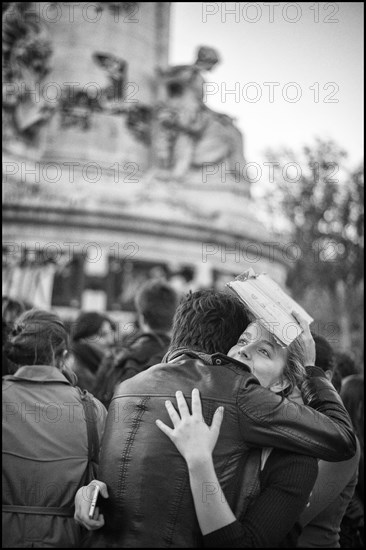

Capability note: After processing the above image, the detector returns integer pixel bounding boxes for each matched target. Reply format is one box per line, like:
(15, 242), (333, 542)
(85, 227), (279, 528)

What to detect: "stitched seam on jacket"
(117, 396), (150, 504)
(162, 471), (189, 548)
(162, 400), (220, 547)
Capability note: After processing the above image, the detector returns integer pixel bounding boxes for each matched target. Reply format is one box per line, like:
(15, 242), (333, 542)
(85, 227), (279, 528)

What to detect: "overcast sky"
(170, 2), (364, 171)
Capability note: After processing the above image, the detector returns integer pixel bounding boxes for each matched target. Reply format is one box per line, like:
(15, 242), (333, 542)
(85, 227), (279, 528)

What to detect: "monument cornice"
(3, 202), (291, 267)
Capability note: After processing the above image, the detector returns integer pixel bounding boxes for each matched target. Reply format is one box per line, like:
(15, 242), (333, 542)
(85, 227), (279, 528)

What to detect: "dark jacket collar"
(163, 347), (251, 372)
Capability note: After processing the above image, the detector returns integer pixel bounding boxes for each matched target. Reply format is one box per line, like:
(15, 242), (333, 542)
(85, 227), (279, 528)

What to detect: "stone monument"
(3, 2), (288, 317)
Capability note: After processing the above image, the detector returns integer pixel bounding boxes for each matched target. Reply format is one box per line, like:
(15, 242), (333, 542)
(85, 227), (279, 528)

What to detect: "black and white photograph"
(2, 2), (364, 548)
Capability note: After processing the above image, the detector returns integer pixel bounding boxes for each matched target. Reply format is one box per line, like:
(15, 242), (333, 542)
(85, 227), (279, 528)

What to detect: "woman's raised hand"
(156, 388), (224, 466)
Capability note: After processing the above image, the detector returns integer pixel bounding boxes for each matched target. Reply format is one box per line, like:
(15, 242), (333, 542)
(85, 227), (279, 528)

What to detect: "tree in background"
(265, 139), (364, 364)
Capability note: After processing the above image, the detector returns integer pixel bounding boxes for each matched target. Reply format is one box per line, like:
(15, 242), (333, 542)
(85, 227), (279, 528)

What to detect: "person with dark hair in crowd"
(2, 296), (25, 325)
(310, 334), (342, 392)
(74, 289), (356, 548)
(341, 375), (364, 503)
(2, 309), (107, 548)
(296, 335), (361, 548)
(339, 374), (364, 548)
(335, 351), (360, 379)
(94, 279), (178, 408)
(68, 311), (116, 394)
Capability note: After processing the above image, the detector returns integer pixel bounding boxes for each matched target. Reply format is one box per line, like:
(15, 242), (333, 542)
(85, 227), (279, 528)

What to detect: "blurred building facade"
(3, 2), (289, 320)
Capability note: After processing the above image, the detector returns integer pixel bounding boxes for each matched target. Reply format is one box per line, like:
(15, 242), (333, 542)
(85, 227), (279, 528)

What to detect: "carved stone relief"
(59, 51), (152, 142)
(2, 2), (54, 148)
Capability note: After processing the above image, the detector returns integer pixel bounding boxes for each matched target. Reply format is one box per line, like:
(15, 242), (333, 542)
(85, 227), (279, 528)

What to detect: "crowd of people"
(2, 282), (364, 548)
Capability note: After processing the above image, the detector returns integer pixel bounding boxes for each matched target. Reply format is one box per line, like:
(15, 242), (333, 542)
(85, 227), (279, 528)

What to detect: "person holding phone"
(2, 310), (107, 548)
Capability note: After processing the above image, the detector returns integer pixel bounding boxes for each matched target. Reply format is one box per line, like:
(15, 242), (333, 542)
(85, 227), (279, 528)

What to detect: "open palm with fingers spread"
(156, 388), (224, 465)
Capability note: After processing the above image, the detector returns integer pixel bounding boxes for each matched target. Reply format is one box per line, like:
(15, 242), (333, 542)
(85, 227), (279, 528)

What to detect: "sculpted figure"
(60, 52), (150, 141)
(93, 52), (151, 142)
(93, 52), (127, 110)
(60, 53), (127, 131)
(155, 46), (246, 181)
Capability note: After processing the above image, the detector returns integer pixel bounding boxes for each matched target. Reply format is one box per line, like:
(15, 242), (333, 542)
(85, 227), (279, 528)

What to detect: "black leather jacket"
(96, 350), (356, 548)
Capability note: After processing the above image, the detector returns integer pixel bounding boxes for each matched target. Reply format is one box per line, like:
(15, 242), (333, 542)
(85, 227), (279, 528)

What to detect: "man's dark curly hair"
(169, 289), (250, 355)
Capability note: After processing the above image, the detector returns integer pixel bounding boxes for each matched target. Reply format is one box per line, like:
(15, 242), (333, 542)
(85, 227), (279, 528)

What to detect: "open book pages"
(226, 268), (313, 347)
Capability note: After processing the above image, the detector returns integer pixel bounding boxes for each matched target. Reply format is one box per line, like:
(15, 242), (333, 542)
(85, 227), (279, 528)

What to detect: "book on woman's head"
(226, 268), (313, 347)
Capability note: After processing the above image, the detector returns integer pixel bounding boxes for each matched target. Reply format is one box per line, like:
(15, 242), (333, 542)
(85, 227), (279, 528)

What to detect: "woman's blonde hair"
(282, 336), (306, 396)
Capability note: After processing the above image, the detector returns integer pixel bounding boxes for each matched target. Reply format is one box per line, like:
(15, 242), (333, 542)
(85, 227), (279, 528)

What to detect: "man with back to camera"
(74, 289), (357, 548)
(94, 279), (179, 408)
